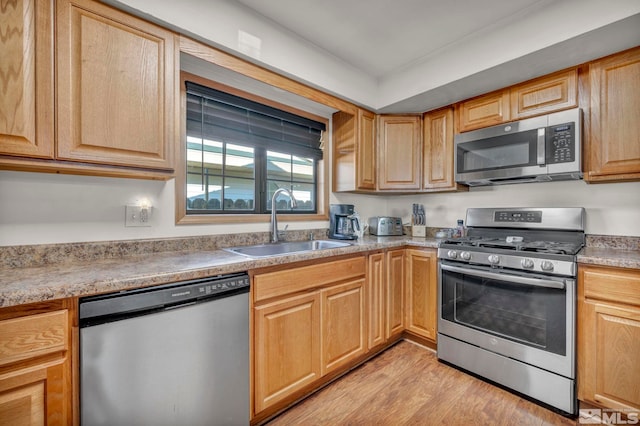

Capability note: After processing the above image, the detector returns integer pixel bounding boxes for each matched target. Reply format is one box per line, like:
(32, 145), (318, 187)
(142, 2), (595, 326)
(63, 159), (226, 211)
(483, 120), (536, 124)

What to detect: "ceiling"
(233, 0), (550, 79)
(108, 0), (640, 114)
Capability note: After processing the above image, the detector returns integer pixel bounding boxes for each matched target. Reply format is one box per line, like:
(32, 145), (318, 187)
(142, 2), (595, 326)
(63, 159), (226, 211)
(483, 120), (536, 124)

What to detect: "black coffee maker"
(329, 204), (360, 240)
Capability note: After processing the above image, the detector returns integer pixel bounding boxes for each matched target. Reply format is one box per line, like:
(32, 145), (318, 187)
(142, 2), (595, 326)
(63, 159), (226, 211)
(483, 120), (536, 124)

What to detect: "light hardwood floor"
(267, 340), (577, 425)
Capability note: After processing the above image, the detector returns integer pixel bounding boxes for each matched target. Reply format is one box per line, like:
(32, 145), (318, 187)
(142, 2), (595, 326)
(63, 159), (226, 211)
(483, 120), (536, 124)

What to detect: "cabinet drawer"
(582, 266), (640, 306)
(254, 256), (366, 302)
(0, 310), (68, 367)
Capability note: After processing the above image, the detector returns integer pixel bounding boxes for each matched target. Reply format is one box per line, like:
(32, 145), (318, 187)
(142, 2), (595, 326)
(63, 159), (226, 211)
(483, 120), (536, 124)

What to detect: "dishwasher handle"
(79, 273), (249, 326)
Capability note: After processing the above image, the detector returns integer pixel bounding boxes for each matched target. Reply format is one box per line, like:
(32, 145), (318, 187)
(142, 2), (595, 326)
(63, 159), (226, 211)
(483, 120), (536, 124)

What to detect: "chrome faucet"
(270, 188), (297, 243)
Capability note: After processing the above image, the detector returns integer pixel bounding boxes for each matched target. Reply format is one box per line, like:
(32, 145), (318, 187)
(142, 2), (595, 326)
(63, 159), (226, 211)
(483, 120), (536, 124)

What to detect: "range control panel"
(494, 210), (542, 223)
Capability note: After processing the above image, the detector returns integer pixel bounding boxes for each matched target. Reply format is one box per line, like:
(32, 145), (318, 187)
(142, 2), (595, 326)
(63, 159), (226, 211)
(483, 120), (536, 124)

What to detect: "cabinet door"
(386, 249), (405, 338)
(457, 90), (510, 132)
(587, 47), (640, 182)
(510, 69), (578, 120)
(357, 109), (376, 190)
(0, 360), (68, 425)
(56, 0), (176, 170)
(405, 249), (437, 341)
(578, 266), (640, 411)
(0, 0), (54, 158)
(320, 279), (366, 375)
(0, 305), (72, 425)
(367, 252), (386, 349)
(378, 115), (422, 190)
(254, 292), (320, 413)
(423, 107), (466, 192)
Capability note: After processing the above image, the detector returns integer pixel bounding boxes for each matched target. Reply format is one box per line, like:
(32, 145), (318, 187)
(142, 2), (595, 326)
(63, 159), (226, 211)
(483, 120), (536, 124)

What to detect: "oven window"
(441, 268), (566, 355)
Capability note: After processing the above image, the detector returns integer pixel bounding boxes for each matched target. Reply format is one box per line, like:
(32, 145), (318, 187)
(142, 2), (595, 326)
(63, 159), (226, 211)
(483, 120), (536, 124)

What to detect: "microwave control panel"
(546, 122), (575, 164)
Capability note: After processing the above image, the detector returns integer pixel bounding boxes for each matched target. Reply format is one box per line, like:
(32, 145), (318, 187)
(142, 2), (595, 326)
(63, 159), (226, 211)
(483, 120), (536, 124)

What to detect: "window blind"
(186, 81), (325, 159)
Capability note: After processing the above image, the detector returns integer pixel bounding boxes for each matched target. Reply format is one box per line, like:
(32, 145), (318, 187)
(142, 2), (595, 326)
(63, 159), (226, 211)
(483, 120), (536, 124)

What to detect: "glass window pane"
(202, 139), (223, 176)
(266, 181), (295, 211)
(223, 177), (255, 211)
(292, 156), (314, 183)
(291, 182), (315, 210)
(267, 151), (292, 181)
(187, 175), (223, 211)
(225, 144), (255, 178)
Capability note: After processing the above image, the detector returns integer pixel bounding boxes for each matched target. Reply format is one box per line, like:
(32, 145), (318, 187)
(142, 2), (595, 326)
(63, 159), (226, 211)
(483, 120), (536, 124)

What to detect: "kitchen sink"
(223, 240), (352, 258)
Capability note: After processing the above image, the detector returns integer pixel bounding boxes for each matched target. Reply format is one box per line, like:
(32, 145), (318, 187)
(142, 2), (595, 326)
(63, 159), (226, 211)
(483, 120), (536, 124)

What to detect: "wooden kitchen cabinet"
(0, 0), (54, 159)
(405, 249), (438, 341)
(386, 249), (405, 338)
(378, 115), (422, 190)
(56, 0), (177, 171)
(456, 68), (578, 132)
(0, 300), (74, 425)
(578, 265), (640, 411)
(320, 279), (366, 375)
(510, 68), (578, 120)
(1, 0), (178, 179)
(457, 90), (510, 133)
(253, 292), (320, 414)
(333, 108), (376, 192)
(252, 256), (367, 417)
(586, 47), (640, 182)
(367, 252), (386, 349)
(422, 107), (467, 192)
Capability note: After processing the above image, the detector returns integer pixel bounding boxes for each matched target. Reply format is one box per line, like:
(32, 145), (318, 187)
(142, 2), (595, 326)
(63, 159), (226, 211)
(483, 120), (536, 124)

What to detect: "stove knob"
(460, 251), (472, 261)
(541, 261), (554, 271)
(521, 258), (534, 269)
(447, 250), (458, 259)
(488, 255), (500, 265)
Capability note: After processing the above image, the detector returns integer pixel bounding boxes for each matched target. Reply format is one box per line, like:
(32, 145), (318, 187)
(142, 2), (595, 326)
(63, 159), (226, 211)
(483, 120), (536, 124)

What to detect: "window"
(185, 81), (325, 215)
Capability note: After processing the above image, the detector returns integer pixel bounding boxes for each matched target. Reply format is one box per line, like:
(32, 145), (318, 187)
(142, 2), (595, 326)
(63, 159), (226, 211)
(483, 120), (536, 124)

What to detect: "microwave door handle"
(537, 128), (546, 165)
(440, 264), (565, 290)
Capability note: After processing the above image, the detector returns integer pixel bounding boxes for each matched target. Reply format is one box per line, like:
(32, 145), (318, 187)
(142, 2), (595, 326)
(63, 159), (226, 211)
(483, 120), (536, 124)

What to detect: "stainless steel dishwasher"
(79, 272), (249, 426)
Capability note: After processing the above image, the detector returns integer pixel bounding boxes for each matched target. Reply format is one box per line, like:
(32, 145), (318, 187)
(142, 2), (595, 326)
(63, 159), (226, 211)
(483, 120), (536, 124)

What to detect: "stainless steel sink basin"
(223, 240), (352, 258)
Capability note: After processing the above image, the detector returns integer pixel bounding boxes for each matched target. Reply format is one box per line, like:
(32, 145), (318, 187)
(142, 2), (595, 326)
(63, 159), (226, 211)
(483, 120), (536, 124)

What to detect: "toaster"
(368, 217), (403, 236)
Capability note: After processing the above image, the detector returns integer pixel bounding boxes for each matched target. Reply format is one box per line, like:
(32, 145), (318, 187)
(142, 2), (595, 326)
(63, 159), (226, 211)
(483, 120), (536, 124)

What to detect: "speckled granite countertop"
(0, 234), (439, 308)
(1, 231), (638, 309)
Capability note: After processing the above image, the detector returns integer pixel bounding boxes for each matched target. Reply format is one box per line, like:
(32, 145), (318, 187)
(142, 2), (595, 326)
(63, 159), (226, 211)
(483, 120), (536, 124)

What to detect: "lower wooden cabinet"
(578, 265), (640, 411)
(0, 300), (74, 425)
(405, 249), (438, 341)
(320, 279), (366, 375)
(367, 252), (386, 349)
(386, 249), (406, 338)
(252, 256), (367, 418)
(253, 292), (320, 414)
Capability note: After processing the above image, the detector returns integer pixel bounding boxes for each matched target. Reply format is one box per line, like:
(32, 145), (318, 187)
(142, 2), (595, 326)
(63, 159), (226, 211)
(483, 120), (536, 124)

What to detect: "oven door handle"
(440, 264), (566, 290)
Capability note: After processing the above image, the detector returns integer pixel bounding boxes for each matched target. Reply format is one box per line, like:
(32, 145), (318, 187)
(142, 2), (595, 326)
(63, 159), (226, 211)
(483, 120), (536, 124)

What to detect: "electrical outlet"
(125, 205), (152, 227)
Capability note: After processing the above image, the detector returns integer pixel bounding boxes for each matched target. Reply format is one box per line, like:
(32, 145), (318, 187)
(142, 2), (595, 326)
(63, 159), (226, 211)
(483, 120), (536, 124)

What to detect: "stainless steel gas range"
(437, 207), (585, 415)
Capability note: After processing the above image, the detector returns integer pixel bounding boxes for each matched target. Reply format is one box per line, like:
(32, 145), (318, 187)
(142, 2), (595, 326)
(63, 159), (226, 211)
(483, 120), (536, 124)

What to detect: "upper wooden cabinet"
(586, 47), (640, 182)
(422, 107), (467, 192)
(0, 0), (178, 179)
(333, 108), (376, 192)
(378, 115), (422, 190)
(0, 0), (54, 159)
(457, 68), (578, 133)
(457, 90), (510, 133)
(578, 265), (640, 411)
(56, 0), (177, 170)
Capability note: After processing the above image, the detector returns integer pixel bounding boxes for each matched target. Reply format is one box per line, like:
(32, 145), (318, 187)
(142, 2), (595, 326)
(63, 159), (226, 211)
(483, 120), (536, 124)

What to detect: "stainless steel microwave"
(455, 108), (582, 186)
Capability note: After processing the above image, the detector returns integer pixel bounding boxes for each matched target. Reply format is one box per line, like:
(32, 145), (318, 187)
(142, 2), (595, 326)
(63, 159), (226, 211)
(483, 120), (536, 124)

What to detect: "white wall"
(1, 170), (638, 246)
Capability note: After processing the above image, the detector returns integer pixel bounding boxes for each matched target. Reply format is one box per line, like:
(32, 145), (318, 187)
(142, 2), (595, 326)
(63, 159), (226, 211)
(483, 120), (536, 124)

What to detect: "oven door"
(438, 262), (575, 378)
